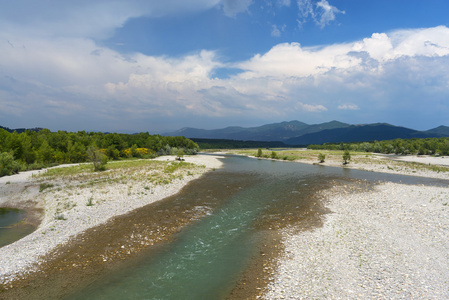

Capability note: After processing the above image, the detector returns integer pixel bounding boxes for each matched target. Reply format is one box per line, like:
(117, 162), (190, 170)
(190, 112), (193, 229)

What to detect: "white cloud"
(315, 0), (344, 28)
(338, 104), (359, 110)
(354, 26), (449, 62)
(297, 102), (328, 112)
(0, 0), (221, 39)
(1, 13), (449, 131)
(221, 0), (253, 17)
(278, 0), (291, 7)
(296, 0), (343, 28)
(271, 24), (286, 37)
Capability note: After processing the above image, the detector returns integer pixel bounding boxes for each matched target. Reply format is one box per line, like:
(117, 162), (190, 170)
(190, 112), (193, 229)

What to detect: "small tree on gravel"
(87, 146), (108, 171)
(342, 150), (351, 165)
(318, 153), (326, 163)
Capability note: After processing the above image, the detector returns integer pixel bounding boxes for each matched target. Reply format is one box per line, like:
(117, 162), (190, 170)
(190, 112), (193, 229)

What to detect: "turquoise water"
(0, 208), (34, 247)
(66, 155), (448, 299)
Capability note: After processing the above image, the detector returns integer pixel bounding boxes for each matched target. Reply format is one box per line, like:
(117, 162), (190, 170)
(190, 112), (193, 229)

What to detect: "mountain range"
(165, 121), (449, 145)
(0, 125), (43, 134)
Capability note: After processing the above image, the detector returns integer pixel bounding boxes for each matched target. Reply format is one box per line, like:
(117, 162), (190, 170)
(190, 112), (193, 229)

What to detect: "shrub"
(256, 148), (263, 157)
(270, 151), (277, 159)
(342, 150), (351, 165)
(87, 146), (108, 171)
(318, 153), (326, 163)
(0, 152), (22, 177)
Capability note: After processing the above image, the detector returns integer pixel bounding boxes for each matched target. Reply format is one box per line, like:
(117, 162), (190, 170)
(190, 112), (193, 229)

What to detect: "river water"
(0, 208), (35, 248)
(61, 154), (449, 300)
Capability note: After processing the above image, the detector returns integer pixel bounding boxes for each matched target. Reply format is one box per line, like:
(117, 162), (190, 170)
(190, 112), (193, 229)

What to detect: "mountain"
(422, 125), (449, 137)
(285, 123), (422, 145)
(165, 121), (449, 145)
(165, 120), (349, 142)
(0, 125), (43, 133)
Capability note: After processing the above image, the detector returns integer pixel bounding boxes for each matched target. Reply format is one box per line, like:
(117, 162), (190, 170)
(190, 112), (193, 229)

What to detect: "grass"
(39, 183), (54, 192)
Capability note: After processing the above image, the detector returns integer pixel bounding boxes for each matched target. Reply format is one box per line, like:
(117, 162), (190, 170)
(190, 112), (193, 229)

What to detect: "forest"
(0, 128), (198, 177)
(307, 137), (449, 156)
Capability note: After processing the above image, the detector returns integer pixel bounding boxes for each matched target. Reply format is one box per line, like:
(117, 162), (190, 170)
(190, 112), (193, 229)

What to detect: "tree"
(176, 149), (185, 161)
(342, 150), (351, 165)
(256, 148), (263, 157)
(318, 153), (326, 163)
(36, 140), (54, 163)
(87, 146), (108, 171)
(0, 152), (21, 177)
(270, 151), (277, 159)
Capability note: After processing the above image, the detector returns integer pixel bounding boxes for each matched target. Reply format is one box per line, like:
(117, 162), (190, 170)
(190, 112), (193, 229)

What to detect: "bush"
(318, 153), (326, 163)
(256, 148), (263, 157)
(342, 150), (351, 165)
(0, 152), (22, 177)
(87, 146), (108, 171)
(270, 151), (277, 159)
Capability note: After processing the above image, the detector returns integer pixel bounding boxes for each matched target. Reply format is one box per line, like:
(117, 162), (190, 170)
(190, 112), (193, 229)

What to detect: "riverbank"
(0, 155), (223, 286)
(224, 149), (449, 180)
(262, 156), (449, 298)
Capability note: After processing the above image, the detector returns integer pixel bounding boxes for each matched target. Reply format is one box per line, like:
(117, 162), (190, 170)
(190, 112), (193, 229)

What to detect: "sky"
(1, 0), (449, 133)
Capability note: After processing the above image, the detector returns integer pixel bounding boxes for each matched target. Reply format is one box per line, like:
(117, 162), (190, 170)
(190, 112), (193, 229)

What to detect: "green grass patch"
(39, 183), (54, 192)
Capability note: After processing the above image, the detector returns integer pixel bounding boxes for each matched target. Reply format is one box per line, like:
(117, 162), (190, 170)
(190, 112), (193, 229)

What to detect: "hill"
(0, 125), (43, 133)
(166, 121), (449, 145)
(165, 120), (350, 142)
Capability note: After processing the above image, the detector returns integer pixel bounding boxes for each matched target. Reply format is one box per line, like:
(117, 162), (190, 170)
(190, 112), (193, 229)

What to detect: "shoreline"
(0, 155), (224, 285)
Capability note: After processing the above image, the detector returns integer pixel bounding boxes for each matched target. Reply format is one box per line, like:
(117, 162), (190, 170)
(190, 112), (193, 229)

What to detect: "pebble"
(263, 182), (449, 299)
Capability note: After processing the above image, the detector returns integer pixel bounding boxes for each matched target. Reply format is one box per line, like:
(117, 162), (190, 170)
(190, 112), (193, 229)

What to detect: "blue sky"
(1, 0), (449, 133)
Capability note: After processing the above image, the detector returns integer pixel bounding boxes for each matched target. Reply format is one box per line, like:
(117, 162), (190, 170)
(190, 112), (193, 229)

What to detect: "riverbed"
(1, 154), (448, 299)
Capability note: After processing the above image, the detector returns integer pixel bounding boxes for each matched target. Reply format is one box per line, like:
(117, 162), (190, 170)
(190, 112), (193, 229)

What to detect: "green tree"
(177, 149), (185, 160)
(318, 153), (326, 163)
(87, 146), (108, 171)
(270, 151), (277, 159)
(0, 152), (21, 177)
(256, 148), (263, 157)
(342, 150), (351, 165)
(36, 140), (54, 163)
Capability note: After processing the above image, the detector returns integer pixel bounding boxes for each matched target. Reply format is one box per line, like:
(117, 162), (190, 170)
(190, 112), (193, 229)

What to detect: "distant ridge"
(165, 121), (449, 145)
(0, 125), (43, 133)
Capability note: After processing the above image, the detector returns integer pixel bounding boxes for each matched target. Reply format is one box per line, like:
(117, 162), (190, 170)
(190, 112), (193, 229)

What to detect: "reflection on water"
(0, 208), (34, 247)
(61, 155), (449, 299)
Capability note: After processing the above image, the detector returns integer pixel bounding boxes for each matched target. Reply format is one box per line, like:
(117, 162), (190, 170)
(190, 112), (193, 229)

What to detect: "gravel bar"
(264, 181), (449, 299)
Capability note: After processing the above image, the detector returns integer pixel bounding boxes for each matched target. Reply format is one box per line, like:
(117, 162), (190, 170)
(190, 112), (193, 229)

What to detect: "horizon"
(1, 1), (449, 133)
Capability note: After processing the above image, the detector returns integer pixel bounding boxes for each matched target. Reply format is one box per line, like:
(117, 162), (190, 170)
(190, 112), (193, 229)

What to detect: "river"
(64, 154), (446, 299)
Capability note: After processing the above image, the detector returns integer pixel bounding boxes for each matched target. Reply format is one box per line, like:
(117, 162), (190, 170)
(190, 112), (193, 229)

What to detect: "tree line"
(0, 128), (198, 177)
(307, 137), (449, 156)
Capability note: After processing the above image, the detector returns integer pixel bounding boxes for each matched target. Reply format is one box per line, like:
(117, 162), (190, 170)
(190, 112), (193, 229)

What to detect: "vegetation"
(0, 152), (21, 176)
(192, 138), (288, 149)
(0, 128), (199, 177)
(308, 137), (449, 156)
(342, 150), (351, 165)
(318, 153), (326, 163)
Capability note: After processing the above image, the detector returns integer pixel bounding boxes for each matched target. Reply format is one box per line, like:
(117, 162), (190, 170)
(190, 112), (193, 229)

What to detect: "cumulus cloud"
(1, 3), (449, 132)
